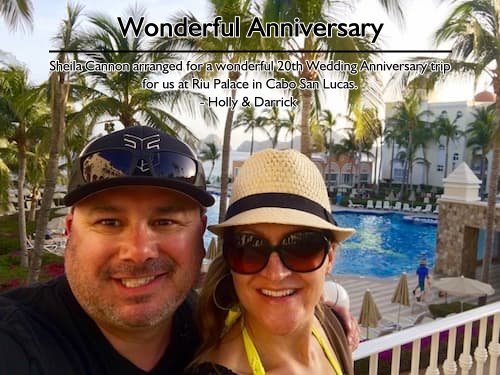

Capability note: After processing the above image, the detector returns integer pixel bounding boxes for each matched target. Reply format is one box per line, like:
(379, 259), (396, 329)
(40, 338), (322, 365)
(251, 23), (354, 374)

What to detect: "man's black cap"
(64, 126), (215, 207)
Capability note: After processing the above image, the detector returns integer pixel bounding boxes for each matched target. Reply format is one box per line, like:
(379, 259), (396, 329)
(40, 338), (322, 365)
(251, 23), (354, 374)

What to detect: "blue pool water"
(332, 211), (436, 278)
(204, 198), (437, 278)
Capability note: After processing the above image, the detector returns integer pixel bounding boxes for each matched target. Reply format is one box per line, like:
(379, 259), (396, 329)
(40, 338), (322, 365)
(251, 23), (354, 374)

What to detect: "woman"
(187, 149), (355, 374)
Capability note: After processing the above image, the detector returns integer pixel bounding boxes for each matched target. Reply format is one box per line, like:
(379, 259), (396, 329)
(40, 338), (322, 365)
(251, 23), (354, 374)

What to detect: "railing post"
(443, 327), (457, 375)
(473, 317), (488, 375)
(391, 345), (401, 375)
(425, 332), (440, 375)
(459, 322), (474, 374)
(410, 339), (421, 375)
(488, 313), (500, 374)
(368, 353), (378, 375)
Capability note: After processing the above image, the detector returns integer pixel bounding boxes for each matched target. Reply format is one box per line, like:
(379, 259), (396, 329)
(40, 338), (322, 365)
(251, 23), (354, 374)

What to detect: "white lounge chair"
(366, 200), (374, 209)
(375, 200), (383, 209)
(348, 200), (363, 208)
(413, 206), (422, 213)
(26, 237), (66, 254)
(433, 205), (439, 214)
(393, 202), (402, 211)
(423, 197), (430, 204)
(421, 204), (432, 213)
(402, 203), (411, 212)
(383, 201), (391, 210)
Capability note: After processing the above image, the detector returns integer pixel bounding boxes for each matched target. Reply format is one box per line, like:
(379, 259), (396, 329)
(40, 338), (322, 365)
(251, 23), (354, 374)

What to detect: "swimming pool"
(204, 198), (436, 278)
(332, 211), (436, 278)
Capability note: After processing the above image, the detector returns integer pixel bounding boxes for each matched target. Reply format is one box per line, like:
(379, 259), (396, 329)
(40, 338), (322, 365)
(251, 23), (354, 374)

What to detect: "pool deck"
(333, 262), (500, 338)
(330, 204), (500, 337)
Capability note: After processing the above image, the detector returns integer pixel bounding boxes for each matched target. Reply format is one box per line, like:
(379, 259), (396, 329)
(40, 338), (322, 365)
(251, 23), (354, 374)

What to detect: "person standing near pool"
(413, 258), (431, 301)
(186, 149), (356, 375)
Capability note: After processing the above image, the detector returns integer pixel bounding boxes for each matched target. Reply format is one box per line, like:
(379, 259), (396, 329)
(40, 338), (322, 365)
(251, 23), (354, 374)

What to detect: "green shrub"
(429, 302), (476, 318)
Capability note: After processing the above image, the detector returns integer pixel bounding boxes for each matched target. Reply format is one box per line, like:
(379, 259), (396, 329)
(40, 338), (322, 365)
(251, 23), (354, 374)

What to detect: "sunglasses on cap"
(80, 149), (198, 183)
(223, 230), (332, 274)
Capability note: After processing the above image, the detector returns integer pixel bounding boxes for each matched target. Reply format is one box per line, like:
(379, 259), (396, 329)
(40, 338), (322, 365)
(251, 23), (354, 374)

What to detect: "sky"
(0, 0), (490, 148)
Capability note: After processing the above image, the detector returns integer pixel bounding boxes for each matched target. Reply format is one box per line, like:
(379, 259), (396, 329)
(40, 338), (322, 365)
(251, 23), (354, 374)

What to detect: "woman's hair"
(192, 255), (238, 363)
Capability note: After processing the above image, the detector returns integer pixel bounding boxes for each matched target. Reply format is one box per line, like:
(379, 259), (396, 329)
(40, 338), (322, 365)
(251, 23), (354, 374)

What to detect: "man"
(0, 126), (212, 374)
(0, 126), (357, 374)
(413, 258), (431, 302)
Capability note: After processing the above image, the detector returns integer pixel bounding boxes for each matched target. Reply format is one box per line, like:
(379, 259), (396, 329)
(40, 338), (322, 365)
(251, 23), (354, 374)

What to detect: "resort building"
(316, 154), (373, 193)
(380, 91), (496, 189)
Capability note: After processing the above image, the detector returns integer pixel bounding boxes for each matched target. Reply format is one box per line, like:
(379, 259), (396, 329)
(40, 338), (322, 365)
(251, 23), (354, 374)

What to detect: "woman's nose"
(259, 252), (291, 280)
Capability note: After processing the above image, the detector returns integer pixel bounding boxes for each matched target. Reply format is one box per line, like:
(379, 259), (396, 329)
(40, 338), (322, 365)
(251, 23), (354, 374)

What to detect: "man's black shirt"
(0, 276), (200, 374)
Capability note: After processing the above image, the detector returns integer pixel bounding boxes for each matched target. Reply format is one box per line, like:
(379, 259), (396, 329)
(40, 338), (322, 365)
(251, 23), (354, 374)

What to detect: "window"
(325, 173), (337, 183)
(453, 153), (459, 161)
(360, 173), (369, 183)
(437, 165), (444, 172)
(393, 168), (405, 182)
(341, 174), (351, 185)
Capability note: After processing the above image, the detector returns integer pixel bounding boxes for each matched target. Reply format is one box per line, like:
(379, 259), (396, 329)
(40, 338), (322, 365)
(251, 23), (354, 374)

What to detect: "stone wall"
(435, 200), (500, 277)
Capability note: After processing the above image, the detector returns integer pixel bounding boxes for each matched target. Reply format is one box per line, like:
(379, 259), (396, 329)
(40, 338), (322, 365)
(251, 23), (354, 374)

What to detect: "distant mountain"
(236, 136), (301, 152)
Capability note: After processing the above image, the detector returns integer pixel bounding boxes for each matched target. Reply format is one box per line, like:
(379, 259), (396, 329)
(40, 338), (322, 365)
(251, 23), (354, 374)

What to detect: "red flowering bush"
(43, 263), (65, 277)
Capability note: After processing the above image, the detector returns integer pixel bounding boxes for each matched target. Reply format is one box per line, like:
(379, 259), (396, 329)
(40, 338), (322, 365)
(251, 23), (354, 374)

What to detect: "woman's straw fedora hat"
(209, 149), (355, 242)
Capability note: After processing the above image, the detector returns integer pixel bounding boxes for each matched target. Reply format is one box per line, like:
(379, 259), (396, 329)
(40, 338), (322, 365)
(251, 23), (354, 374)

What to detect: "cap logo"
(123, 133), (160, 150)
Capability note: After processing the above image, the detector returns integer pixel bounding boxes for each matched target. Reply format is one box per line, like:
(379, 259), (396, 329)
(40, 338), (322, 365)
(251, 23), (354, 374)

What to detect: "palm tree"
(320, 109), (337, 152)
(412, 119), (434, 186)
(153, 1), (259, 224)
(383, 123), (401, 189)
(0, 65), (46, 268)
(388, 92), (431, 195)
(28, 4), (85, 283)
(233, 106), (267, 155)
(0, 137), (16, 212)
(353, 107), (383, 187)
(395, 0), (499, 282)
(466, 106), (496, 197)
(282, 109), (299, 149)
(264, 107), (284, 149)
(199, 142), (221, 184)
(331, 129), (373, 188)
(25, 141), (50, 222)
(261, 0), (405, 157)
(77, 5), (217, 147)
(0, 0), (33, 31)
(434, 110), (464, 178)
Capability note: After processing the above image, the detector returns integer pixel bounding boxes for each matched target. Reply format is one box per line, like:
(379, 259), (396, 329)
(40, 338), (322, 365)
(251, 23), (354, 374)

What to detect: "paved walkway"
(333, 262), (500, 338)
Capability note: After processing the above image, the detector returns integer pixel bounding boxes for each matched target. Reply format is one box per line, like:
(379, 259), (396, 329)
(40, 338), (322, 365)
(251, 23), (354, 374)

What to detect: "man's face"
(64, 186), (206, 332)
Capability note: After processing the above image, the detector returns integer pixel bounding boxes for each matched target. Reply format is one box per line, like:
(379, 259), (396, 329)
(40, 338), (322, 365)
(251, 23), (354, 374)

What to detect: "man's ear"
(65, 211), (74, 236)
(201, 214), (208, 233)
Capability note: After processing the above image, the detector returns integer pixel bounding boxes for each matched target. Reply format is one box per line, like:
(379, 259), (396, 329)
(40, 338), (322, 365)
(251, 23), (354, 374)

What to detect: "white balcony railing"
(353, 301), (500, 375)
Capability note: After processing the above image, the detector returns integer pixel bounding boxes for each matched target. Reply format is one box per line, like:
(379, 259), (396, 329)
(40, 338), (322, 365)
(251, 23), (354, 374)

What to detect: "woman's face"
(230, 223), (335, 336)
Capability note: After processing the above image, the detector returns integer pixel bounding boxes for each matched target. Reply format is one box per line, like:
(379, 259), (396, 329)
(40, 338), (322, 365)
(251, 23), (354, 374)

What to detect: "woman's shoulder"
(184, 362), (238, 375)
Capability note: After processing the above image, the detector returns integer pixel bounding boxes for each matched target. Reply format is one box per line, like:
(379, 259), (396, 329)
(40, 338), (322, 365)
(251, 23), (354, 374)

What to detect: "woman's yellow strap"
(241, 320), (266, 375)
(240, 319), (342, 375)
(312, 325), (343, 375)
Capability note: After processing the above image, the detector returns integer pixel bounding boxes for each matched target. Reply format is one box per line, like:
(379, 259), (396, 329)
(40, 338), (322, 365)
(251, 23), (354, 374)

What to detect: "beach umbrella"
(408, 190), (416, 206)
(206, 237), (219, 260)
(391, 273), (410, 329)
(433, 276), (494, 311)
(386, 190), (396, 202)
(358, 289), (381, 339)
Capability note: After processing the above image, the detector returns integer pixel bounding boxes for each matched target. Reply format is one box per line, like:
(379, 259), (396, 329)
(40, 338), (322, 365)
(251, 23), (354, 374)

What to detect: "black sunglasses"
(80, 149), (198, 183)
(223, 230), (331, 274)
